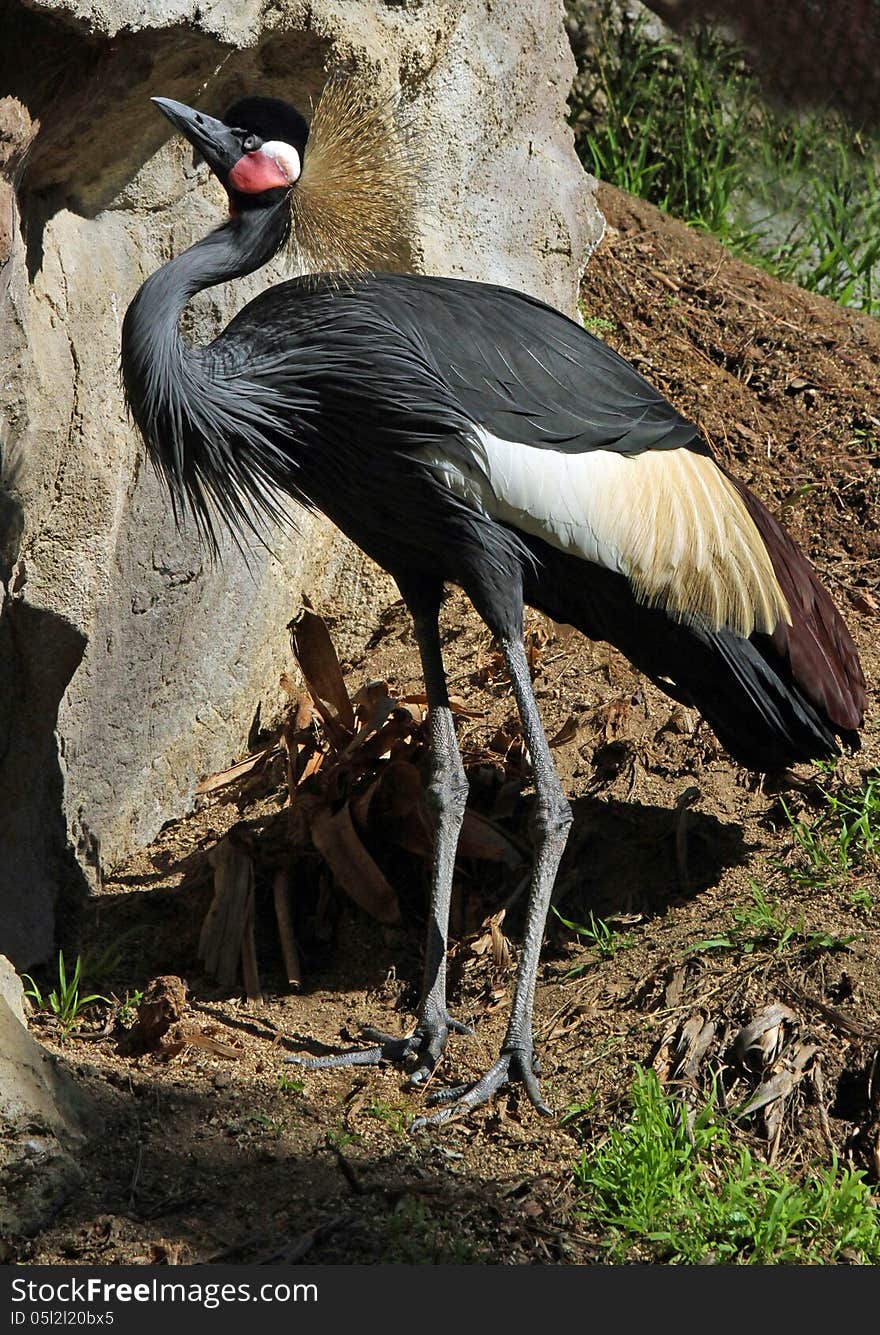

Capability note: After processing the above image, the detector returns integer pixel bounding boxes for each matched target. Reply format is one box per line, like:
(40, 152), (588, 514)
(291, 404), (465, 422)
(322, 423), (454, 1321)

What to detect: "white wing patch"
(420, 429), (791, 638)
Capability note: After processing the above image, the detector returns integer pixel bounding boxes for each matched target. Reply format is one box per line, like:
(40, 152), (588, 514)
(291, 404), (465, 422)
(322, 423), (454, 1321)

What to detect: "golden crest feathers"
(287, 76), (418, 276)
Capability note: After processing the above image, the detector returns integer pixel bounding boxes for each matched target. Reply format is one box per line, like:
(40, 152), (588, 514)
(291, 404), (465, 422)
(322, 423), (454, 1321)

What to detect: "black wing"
(369, 274), (704, 456)
(222, 271), (703, 458)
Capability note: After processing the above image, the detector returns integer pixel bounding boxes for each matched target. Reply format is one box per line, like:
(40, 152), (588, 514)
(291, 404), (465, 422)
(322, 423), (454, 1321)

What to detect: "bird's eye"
(242, 133), (262, 153)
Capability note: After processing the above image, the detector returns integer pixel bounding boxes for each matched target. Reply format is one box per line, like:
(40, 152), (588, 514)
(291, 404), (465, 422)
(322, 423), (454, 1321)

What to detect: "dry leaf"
(549, 714), (580, 748)
(458, 810), (521, 867)
(488, 911), (512, 969)
(196, 748), (272, 795)
(346, 710), (420, 763)
(851, 590), (878, 616)
(738, 1043), (819, 1118)
(308, 800), (401, 925)
(733, 1004), (797, 1072)
(598, 696), (631, 739)
(288, 607), (356, 735)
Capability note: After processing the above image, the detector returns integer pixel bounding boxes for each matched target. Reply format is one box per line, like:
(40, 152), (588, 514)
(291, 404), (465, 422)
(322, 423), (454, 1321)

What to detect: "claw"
(424, 1081), (472, 1105)
(409, 1046), (552, 1131)
(283, 1010), (470, 1079)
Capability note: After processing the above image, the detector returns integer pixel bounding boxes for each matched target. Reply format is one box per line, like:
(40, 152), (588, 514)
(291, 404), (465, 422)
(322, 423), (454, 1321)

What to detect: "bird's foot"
(285, 1011), (472, 1086)
(409, 1043), (551, 1130)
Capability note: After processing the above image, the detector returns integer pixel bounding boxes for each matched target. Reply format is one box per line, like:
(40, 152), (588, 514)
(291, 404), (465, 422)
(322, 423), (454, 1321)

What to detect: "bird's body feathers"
(124, 89), (866, 1127)
(134, 267), (862, 769)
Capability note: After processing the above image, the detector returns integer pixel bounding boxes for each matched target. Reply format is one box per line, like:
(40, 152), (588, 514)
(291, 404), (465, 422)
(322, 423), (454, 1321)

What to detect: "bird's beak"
(151, 97), (243, 180)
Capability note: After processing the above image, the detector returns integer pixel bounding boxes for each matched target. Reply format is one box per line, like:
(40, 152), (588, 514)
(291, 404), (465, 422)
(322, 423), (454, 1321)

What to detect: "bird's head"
(152, 81), (416, 274)
(152, 95), (308, 211)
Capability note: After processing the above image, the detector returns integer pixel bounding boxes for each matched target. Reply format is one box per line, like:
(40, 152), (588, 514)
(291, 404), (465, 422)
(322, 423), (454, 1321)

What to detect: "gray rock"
(0, 956), (98, 1238)
(0, 0), (602, 967)
(0, 952), (28, 1025)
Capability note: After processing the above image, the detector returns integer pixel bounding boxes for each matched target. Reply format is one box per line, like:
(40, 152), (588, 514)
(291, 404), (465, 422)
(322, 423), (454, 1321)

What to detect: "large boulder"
(0, 956), (99, 1238)
(0, 0), (602, 967)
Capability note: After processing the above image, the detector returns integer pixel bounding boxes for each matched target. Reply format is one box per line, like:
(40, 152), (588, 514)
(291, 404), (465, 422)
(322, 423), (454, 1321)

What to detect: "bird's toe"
(409, 1046), (551, 1131)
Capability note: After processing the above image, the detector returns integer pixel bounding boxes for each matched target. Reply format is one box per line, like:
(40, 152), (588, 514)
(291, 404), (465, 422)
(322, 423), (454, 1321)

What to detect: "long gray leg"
(287, 589), (471, 1080)
(404, 603), (474, 1081)
(411, 632), (572, 1129)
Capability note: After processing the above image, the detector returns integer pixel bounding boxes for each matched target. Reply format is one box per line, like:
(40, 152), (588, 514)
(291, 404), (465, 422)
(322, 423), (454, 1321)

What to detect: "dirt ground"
(14, 183), (880, 1266)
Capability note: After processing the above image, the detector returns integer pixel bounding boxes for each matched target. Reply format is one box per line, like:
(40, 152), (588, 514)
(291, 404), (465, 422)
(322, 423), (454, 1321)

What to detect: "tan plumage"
(287, 77), (418, 275)
(620, 448), (791, 637)
(427, 435), (792, 639)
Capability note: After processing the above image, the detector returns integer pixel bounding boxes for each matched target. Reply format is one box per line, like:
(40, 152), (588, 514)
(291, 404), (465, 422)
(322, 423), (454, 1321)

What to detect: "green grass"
(849, 885), (875, 915)
(688, 882), (855, 957)
(569, 1), (880, 315)
(582, 312), (616, 337)
(781, 771), (880, 886)
(575, 1069), (880, 1263)
(115, 988), (144, 1029)
(21, 952), (109, 1037)
(572, 12), (753, 234)
(553, 906), (631, 972)
(363, 1100), (410, 1136)
(383, 1197), (485, 1264)
(560, 1093), (599, 1129)
(749, 137), (880, 315)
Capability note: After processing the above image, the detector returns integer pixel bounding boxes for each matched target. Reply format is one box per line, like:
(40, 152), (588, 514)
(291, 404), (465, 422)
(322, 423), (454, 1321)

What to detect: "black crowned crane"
(122, 87), (865, 1128)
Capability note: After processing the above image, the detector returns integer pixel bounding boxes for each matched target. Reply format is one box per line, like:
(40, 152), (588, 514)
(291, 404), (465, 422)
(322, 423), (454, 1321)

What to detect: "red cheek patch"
(228, 151), (290, 194)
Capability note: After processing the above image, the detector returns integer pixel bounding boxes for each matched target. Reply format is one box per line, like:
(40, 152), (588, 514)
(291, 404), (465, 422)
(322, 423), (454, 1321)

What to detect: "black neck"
(124, 197), (290, 363)
(120, 195), (292, 545)
(122, 195), (289, 433)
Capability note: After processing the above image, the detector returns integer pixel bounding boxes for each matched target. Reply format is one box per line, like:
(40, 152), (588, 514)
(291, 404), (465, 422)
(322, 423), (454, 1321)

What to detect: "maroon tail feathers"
(727, 471), (865, 744)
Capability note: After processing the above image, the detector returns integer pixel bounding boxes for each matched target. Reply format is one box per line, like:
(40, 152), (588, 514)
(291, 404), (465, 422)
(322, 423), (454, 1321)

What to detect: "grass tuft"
(688, 882), (855, 957)
(553, 906), (631, 972)
(575, 1068), (880, 1263)
(21, 952), (110, 1037)
(781, 771), (880, 886)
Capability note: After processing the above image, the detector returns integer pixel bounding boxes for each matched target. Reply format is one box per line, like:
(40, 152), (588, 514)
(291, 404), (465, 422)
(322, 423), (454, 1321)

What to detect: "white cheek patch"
(261, 140), (302, 184)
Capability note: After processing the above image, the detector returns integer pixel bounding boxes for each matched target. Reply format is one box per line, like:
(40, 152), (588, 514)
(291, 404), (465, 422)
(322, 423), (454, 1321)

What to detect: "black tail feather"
(725, 472), (865, 736)
(522, 535), (861, 773)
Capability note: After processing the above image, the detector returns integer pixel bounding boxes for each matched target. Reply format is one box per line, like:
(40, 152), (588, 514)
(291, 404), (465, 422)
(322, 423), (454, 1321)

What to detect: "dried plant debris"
(653, 1000), (830, 1162)
(199, 826), (263, 1000)
(733, 1002), (799, 1074)
(469, 910), (514, 972)
(190, 605), (523, 993)
(120, 975), (239, 1060)
(654, 1008), (717, 1084)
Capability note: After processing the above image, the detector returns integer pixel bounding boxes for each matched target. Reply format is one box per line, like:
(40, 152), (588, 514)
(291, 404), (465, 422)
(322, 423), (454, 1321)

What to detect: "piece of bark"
(195, 749), (272, 795)
(308, 800), (401, 925)
(288, 608), (356, 737)
(200, 827), (258, 991)
(240, 889), (263, 1005)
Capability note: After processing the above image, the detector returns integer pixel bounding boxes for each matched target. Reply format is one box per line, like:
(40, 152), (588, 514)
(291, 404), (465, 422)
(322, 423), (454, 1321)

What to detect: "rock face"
(0, 0), (601, 967)
(0, 956), (99, 1237)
